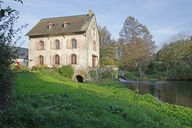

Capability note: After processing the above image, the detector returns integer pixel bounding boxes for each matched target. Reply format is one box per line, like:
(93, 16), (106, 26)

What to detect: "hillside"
(2, 70), (192, 128)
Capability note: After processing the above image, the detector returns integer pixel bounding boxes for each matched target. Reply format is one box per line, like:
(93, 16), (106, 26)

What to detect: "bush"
(89, 70), (97, 80)
(100, 68), (113, 79)
(58, 65), (74, 78)
(124, 71), (140, 80)
(31, 65), (48, 71)
(11, 64), (29, 72)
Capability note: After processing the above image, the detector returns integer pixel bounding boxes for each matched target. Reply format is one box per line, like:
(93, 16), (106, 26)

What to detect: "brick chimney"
(88, 10), (94, 17)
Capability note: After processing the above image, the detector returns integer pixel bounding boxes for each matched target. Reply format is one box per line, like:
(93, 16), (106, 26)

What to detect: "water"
(122, 80), (192, 108)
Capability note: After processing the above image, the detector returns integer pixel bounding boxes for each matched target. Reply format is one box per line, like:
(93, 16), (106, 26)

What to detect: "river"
(122, 80), (192, 108)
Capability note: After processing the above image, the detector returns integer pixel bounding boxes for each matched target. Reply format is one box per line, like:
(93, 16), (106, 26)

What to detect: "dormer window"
(63, 21), (70, 28)
(47, 22), (55, 29)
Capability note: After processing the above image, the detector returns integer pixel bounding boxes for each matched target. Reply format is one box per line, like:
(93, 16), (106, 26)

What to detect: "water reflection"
(123, 81), (192, 107)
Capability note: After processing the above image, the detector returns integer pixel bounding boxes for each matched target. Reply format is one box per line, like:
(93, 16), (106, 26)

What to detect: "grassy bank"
(1, 70), (192, 128)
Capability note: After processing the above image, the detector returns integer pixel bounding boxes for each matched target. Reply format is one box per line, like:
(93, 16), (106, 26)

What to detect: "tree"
(119, 16), (155, 77)
(98, 25), (118, 67)
(0, 0), (22, 112)
(157, 38), (192, 74)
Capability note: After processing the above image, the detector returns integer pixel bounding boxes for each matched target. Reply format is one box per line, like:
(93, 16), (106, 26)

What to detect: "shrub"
(58, 65), (74, 78)
(100, 68), (112, 79)
(31, 65), (48, 71)
(124, 71), (139, 80)
(11, 64), (29, 72)
(89, 70), (97, 80)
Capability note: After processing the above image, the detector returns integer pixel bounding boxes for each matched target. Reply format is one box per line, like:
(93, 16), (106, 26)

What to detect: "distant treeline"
(98, 16), (192, 80)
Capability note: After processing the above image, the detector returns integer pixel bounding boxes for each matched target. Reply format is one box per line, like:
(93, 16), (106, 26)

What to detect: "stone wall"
(28, 15), (100, 71)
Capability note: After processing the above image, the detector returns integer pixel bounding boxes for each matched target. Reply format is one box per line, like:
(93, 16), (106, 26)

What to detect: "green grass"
(2, 70), (192, 128)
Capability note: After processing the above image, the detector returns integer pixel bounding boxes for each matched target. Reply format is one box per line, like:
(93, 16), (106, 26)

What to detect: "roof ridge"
(41, 14), (88, 21)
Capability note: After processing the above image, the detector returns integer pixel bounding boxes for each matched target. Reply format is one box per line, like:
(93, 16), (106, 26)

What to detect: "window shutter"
(53, 55), (56, 65)
(61, 54), (64, 65)
(77, 54), (80, 65)
(43, 42), (45, 50)
(66, 54), (71, 64)
(36, 56), (39, 65)
(67, 39), (72, 49)
(51, 41), (56, 50)
(49, 55), (51, 65)
(44, 55), (46, 65)
(50, 41), (53, 50)
(60, 39), (63, 50)
(77, 39), (80, 48)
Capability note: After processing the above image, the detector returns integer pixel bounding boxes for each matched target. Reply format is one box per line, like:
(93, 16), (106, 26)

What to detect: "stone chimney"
(88, 10), (94, 17)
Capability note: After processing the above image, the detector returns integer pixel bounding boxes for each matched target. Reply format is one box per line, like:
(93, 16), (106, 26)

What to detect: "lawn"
(1, 70), (192, 128)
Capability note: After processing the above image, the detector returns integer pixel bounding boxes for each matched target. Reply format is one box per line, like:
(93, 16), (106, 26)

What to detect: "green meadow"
(2, 70), (192, 128)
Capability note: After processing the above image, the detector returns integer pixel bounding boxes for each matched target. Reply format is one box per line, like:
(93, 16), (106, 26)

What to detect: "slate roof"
(26, 14), (94, 37)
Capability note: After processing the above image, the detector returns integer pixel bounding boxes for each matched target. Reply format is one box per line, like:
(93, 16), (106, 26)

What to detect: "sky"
(3, 0), (192, 48)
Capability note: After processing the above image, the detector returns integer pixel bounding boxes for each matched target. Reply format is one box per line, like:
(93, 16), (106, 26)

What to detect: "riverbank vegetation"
(98, 18), (192, 81)
(1, 70), (192, 128)
(122, 38), (192, 80)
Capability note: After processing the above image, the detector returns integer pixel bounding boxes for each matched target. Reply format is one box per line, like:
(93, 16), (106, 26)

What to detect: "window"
(47, 22), (55, 29)
(93, 40), (96, 51)
(92, 55), (97, 67)
(71, 54), (77, 64)
(55, 39), (60, 50)
(38, 55), (44, 65)
(38, 41), (44, 50)
(63, 21), (69, 28)
(55, 54), (60, 65)
(72, 39), (77, 49)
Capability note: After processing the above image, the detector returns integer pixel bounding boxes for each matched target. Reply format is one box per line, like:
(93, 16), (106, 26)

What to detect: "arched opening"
(71, 54), (77, 64)
(71, 39), (77, 49)
(38, 41), (44, 50)
(76, 75), (83, 83)
(38, 55), (44, 65)
(54, 54), (60, 65)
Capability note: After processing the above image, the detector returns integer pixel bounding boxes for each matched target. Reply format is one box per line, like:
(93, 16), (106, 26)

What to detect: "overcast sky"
(3, 0), (192, 48)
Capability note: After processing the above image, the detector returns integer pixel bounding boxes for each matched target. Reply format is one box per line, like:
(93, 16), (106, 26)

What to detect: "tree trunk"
(0, 69), (14, 112)
(138, 61), (143, 78)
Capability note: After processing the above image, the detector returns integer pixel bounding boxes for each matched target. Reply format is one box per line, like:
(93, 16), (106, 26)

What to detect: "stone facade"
(27, 11), (99, 71)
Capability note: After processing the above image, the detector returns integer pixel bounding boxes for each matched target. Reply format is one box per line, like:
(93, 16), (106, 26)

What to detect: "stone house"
(27, 10), (99, 72)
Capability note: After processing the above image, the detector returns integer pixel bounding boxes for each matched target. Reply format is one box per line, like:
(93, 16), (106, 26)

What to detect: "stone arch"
(76, 75), (83, 83)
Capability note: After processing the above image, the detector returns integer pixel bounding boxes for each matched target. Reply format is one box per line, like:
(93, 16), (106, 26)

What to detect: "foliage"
(11, 64), (29, 72)
(89, 67), (119, 80)
(98, 25), (112, 46)
(89, 70), (97, 80)
(1, 71), (192, 127)
(124, 71), (140, 80)
(119, 16), (155, 77)
(98, 26), (118, 67)
(31, 65), (49, 71)
(0, 0), (22, 111)
(155, 38), (192, 80)
(58, 65), (74, 78)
